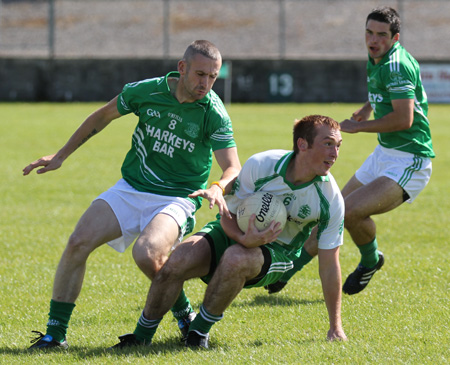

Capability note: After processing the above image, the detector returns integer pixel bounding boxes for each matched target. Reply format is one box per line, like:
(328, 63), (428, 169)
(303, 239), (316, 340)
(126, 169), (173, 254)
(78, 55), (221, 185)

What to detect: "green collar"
(276, 151), (329, 189)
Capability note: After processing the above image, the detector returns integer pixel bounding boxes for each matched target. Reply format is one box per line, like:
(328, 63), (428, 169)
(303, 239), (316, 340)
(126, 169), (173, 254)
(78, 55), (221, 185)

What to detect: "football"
(236, 191), (287, 233)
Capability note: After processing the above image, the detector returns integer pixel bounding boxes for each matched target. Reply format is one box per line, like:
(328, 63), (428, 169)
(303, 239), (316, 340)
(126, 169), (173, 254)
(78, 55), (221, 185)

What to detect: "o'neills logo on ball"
(256, 193), (273, 223)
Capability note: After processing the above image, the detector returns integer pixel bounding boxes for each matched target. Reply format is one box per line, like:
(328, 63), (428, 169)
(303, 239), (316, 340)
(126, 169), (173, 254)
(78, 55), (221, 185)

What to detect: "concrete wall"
(0, 58), (368, 103)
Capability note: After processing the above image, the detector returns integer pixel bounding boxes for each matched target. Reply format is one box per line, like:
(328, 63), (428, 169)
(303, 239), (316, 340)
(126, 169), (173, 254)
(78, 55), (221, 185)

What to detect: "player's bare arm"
(340, 98), (414, 134)
(23, 96), (122, 176)
(318, 246), (347, 342)
(188, 146), (241, 219)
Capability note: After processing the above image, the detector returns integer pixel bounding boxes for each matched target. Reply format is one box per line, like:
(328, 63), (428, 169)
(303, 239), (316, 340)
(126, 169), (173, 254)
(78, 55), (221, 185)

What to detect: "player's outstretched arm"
(189, 146), (241, 218)
(23, 96), (122, 176)
(318, 246), (347, 342)
(341, 99), (414, 134)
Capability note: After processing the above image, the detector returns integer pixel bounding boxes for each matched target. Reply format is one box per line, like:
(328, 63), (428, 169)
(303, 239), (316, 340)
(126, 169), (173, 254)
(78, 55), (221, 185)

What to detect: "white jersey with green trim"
(226, 150), (344, 257)
(117, 72), (236, 210)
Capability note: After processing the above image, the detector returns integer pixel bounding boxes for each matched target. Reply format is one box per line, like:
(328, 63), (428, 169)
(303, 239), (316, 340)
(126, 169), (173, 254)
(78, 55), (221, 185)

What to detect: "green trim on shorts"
(198, 219), (296, 288)
(244, 243), (294, 288)
(398, 154), (423, 188)
(182, 216), (196, 236)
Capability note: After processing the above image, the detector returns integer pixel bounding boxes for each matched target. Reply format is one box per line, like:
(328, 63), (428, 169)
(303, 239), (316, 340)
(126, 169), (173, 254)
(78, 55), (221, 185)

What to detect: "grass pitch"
(0, 102), (448, 364)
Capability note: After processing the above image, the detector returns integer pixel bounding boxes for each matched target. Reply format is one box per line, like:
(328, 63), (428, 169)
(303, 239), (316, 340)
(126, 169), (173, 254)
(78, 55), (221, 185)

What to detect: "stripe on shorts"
(267, 261), (293, 275)
(398, 155), (423, 188)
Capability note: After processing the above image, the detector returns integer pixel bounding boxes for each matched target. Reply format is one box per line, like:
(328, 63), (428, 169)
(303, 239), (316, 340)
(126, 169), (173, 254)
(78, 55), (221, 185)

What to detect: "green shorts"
(197, 219), (295, 289)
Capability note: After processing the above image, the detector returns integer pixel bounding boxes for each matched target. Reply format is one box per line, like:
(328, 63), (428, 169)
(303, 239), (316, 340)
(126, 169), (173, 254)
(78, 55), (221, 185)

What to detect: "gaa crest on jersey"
(184, 122), (199, 138)
(221, 118), (232, 127)
(297, 204), (311, 219)
(390, 71), (404, 82)
(368, 77), (378, 89)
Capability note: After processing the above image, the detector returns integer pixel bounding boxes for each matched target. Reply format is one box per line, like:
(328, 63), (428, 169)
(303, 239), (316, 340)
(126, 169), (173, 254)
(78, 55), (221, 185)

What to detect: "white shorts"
(95, 179), (196, 253)
(355, 145), (432, 203)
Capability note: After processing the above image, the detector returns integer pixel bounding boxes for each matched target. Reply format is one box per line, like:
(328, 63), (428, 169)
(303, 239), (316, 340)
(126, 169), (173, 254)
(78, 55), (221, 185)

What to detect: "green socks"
(133, 313), (162, 343)
(46, 291), (193, 345)
(133, 289), (192, 343)
(46, 299), (76, 342)
(358, 237), (379, 268)
(170, 289), (193, 321)
(280, 247), (314, 282)
(188, 304), (223, 335)
(134, 303), (220, 343)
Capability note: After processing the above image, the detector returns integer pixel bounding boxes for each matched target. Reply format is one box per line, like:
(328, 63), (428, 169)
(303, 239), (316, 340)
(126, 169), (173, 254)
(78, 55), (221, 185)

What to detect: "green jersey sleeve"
(381, 58), (417, 100)
(117, 77), (164, 116)
(204, 93), (236, 151)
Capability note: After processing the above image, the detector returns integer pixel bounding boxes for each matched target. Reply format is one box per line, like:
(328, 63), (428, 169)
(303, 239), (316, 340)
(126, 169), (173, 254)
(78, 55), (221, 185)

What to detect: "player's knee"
(66, 231), (97, 257)
(343, 208), (362, 230)
(221, 245), (254, 274)
(343, 198), (365, 228)
(343, 212), (354, 229)
(155, 258), (184, 282)
(132, 242), (167, 278)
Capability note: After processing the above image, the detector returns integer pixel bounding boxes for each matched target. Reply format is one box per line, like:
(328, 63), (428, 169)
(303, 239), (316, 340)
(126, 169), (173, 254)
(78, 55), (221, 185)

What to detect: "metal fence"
(1, 0), (450, 60)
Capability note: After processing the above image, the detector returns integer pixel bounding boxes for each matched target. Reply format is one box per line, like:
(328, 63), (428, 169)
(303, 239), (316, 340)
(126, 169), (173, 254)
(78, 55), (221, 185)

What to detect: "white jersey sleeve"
(316, 174), (345, 250)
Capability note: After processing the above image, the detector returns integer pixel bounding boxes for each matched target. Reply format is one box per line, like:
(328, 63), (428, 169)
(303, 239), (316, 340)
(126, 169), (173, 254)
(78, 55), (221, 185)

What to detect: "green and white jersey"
(226, 150), (344, 260)
(117, 72), (236, 210)
(367, 42), (435, 158)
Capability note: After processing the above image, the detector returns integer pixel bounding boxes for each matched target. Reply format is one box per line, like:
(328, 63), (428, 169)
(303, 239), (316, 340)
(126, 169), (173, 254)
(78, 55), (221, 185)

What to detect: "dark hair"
(293, 115), (340, 154)
(183, 40), (221, 63)
(366, 6), (401, 37)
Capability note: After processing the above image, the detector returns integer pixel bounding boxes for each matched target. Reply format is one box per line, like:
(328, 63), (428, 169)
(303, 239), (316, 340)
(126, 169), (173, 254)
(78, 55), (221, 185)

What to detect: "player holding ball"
(110, 114), (346, 350)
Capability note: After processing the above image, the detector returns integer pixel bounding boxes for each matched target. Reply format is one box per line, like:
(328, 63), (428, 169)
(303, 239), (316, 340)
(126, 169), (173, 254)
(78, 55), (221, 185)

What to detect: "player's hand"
(327, 327), (347, 342)
(352, 103), (372, 122)
(241, 214), (283, 248)
(23, 154), (63, 176)
(351, 111), (366, 122)
(351, 113), (364, 122)
(189, 184), (231, 219)
(339, 119), (361, 134)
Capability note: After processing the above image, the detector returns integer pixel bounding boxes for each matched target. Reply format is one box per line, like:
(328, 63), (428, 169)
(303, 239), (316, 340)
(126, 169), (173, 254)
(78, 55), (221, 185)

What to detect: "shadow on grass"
(247, 337), (320, 347)
(0, 337), (193, 358)
(233, 294), (324, 308)
(0, 333), (321, 357)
